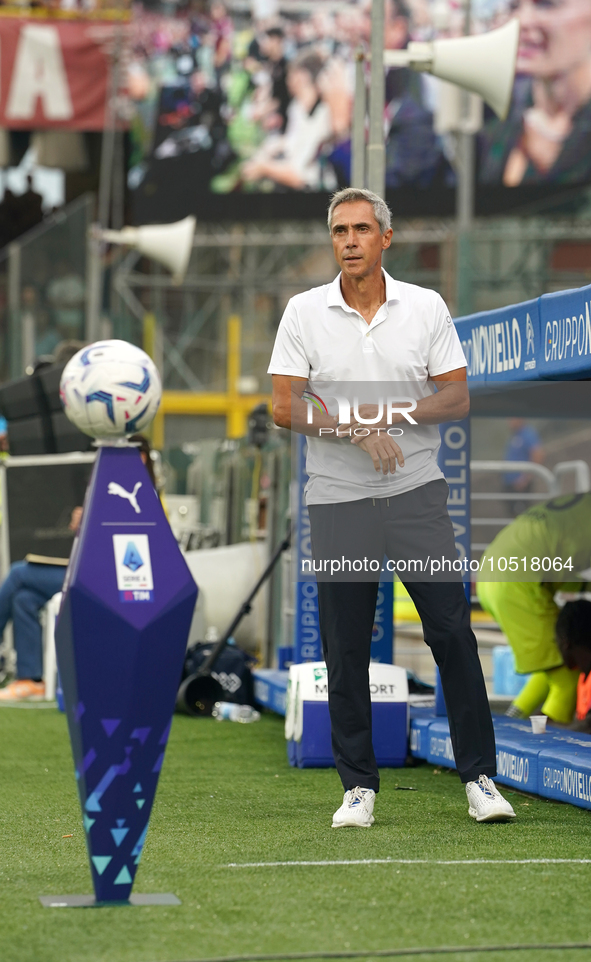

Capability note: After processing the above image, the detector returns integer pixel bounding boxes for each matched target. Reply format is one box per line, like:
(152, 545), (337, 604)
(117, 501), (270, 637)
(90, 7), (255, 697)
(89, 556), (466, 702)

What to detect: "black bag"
(181, 642), (256, 707)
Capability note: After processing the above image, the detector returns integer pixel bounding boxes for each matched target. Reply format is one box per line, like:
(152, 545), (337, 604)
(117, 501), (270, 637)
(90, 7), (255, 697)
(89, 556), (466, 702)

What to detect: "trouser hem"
(342, 780), (380, 794)
(460, 765), (497, 785)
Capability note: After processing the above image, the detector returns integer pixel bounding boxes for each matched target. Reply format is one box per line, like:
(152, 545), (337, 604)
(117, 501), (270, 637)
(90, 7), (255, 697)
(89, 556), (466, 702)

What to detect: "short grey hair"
(327, 188), (392, 235)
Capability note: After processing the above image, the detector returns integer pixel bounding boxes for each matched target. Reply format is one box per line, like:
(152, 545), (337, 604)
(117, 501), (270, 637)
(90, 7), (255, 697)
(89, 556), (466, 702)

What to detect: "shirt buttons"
(366, 332), (371, 338)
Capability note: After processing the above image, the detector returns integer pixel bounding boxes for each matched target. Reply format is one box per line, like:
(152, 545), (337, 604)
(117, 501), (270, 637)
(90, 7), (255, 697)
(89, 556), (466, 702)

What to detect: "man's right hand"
(352, 431), (405, 475)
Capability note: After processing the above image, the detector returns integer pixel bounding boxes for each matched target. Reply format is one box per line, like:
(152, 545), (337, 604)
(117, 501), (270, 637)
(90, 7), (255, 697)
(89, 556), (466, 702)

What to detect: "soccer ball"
(60, 340), (162, 439)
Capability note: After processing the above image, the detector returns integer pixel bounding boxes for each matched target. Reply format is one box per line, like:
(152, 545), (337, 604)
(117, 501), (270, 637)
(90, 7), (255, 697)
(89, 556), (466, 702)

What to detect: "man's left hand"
(351, 431), (405, 475)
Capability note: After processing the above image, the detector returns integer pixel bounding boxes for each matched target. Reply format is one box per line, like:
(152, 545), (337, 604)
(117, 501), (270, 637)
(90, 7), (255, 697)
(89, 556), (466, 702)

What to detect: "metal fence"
(110, 217), (591, 403)
(4, 205), (591, 443)
(0, 193), (93, 381)
(471, 459), (591, 558)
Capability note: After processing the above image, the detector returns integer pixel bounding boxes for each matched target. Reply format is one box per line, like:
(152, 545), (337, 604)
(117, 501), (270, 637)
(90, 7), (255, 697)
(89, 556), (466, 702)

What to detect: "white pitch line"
(224, 858), (591, 868)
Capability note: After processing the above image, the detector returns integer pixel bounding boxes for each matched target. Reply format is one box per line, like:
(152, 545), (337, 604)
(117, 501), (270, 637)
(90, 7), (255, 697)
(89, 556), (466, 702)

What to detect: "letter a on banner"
(6, 25), (73, 120)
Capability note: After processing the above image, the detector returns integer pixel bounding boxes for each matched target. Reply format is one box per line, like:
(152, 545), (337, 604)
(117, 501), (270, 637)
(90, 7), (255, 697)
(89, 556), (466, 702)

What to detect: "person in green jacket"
(477, 493), (591, 724)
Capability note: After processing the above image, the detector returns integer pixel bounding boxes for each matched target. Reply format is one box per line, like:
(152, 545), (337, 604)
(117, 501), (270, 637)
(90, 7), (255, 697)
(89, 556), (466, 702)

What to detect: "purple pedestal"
(54, 446), (197, 904)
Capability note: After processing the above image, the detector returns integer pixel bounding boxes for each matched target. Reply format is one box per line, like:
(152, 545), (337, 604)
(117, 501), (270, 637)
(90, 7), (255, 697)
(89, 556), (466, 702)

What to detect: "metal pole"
(456, 132), (475, 316)
(86, 230), (103, 343)
(111, 131), (125, 232)
(457, 135), (475, 233)
(97, 30), (122, 233)
(8, 242), (21, 379)
(366, 0), (386, 197)
(86, 26), (123, 341)
(351, 51), (366, 188)
(456, 0), (475, 316)
(21, 310), (35, 372)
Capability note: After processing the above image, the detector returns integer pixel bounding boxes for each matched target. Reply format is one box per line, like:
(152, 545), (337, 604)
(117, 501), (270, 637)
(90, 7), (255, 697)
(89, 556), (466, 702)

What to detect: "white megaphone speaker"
(100, 215), (196, 284)
(384, 18), (520, 121)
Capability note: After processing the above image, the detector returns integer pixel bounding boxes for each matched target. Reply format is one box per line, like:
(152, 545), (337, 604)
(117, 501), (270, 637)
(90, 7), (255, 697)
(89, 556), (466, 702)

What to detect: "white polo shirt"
(268, 269), (467, 504)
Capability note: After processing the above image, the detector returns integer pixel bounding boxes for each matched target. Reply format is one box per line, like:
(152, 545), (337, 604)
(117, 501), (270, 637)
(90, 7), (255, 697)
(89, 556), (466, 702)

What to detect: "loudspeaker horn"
(100, 215), (196, 284)
(384, 17), (520, 121)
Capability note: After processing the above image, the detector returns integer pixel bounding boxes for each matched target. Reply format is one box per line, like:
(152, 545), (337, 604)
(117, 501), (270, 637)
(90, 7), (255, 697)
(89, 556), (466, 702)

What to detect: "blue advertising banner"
(371, 581), (394, 664)
(293, 434), (321, 664)
(55, 446), (197, 904)
(455, 283), (591, 384)
(438, 418), (471, 595)
(410, 710), (591, 810)
(539, 745), (591, 810)
(456, 299), (540, 384)
(539, 286), (591, 379)
(435, 417), (472, 712)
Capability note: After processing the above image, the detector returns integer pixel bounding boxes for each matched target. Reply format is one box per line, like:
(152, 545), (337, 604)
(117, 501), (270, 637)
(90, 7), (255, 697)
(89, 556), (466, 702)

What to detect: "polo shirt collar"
(327, 269), (401, 313)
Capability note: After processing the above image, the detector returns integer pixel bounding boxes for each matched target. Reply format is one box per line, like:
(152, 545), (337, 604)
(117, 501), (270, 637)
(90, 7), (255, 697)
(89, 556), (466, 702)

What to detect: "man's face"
(261, 34), (283, 61)
(509, 418), (525, 432)
(330, 200), (392, 279)
(511, 0), (591, 79)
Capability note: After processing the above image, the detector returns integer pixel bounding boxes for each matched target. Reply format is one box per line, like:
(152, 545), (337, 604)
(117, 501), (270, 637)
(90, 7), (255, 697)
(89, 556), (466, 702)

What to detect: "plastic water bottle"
(212, 701), (260, 723)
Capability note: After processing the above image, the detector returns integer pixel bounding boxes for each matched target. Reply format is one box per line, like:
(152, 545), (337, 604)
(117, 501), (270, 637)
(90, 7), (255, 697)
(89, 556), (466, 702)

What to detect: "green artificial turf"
(2, 707), (591, 962)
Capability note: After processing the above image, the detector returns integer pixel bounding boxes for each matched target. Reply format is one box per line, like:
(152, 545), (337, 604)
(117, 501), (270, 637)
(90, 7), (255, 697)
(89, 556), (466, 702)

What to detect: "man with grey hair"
(327, 187), (392, 235)
(268, 187), (515, 828)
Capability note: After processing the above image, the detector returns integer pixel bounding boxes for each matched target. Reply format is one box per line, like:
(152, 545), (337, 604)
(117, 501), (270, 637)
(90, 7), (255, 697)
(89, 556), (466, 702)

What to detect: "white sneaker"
(466, 775), (516, 823)
(332, 787), (376, 828)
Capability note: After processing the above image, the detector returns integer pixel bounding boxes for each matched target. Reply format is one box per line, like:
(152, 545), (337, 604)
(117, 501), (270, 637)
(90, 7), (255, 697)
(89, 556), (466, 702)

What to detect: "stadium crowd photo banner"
(127, 0), (591, 222)
(46, 444), (197, 907)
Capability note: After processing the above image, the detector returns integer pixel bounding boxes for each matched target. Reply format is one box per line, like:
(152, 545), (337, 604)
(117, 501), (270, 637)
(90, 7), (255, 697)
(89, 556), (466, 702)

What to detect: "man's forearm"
(352, 383), (469, 430)
(276, 383), (468, 436)
(406, 383), (470, 425)
(276, 394), (340, 437)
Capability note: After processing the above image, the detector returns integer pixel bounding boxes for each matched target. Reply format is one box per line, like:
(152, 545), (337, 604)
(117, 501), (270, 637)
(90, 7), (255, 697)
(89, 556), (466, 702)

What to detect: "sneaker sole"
(468, 806), (516, 823)
(332, 816), (375, 828)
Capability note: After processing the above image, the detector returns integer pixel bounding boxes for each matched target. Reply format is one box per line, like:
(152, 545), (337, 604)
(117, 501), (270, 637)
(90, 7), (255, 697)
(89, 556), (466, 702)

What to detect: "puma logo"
(108, 481), (142, 514)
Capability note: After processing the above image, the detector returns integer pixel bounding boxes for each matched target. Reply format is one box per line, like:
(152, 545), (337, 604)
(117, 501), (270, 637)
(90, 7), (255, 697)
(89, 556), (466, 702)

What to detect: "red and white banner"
(0, 19), (117, 130)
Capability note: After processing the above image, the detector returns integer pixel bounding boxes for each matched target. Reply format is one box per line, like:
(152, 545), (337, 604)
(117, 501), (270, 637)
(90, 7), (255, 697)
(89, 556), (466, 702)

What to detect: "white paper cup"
(530, 715), (548, 734)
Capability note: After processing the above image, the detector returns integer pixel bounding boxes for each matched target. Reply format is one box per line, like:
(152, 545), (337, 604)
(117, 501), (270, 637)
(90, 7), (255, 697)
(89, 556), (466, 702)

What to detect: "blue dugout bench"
(410, 707), (591, 811)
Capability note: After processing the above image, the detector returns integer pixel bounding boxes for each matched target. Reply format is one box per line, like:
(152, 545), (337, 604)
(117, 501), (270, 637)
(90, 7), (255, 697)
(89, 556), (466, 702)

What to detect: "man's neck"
(340, 264), (386, 324)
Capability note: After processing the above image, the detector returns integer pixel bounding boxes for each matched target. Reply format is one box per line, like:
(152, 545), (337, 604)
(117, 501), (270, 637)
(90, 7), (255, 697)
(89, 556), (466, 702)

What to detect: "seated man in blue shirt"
(504, 418), (544, 516)
(0, 507), (82, 701)
(0, 434), (157, 701)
